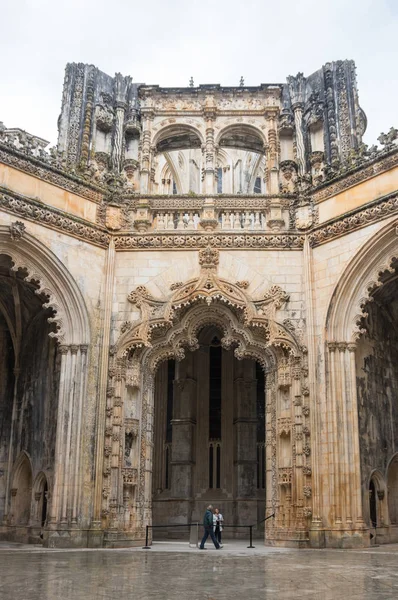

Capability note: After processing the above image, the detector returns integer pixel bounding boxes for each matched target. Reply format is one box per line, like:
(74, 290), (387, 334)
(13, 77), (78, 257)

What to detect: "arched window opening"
(369, 479), (377, 527)
(41, 480), (48, 527)
(217, 167), (223, 194)
(253, 176), (262, 194)
(11, 454), (33, 526)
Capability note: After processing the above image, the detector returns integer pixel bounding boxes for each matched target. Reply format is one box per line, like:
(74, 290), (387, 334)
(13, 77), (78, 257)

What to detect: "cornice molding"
(114, 232), (304, 250)
(308, 192), (398, 247)
(311, 147), (398, 204)
(0, 144), (105, 204)
(0, 189), (110, 248)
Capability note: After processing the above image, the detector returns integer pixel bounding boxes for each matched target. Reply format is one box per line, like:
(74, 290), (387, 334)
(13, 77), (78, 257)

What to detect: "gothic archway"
(10, 451), (32, 526)
(325, 218), (398, 543)
(0, 223), (90, 543)
(102, 249), (312, 547)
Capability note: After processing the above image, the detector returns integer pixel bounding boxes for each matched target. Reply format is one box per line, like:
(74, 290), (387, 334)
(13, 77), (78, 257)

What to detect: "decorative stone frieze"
(0, 191), (110, 247)
(114, 233), (304, 250)
(309, 193), (398, 247)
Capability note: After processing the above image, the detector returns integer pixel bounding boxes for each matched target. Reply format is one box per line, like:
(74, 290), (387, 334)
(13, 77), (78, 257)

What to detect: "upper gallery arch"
(216, 123), (267, 154)
(152, 124), (204, 153)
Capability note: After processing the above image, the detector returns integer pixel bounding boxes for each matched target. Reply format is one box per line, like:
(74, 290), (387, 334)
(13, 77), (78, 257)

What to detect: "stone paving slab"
(0, 542), (398, 599)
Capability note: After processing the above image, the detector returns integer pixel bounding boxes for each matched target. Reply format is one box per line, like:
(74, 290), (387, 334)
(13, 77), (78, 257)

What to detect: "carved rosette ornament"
(9, 220), (26, 241)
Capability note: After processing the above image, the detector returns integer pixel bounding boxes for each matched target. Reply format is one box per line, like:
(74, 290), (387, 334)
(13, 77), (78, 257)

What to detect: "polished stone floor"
(1, 541), (398, 600)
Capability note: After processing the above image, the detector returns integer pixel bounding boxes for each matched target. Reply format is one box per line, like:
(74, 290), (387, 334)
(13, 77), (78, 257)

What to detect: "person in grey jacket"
(199, 505), (222, 549)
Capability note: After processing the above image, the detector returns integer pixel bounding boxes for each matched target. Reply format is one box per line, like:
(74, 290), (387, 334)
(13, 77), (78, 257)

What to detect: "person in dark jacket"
(199, 505), (222, 549)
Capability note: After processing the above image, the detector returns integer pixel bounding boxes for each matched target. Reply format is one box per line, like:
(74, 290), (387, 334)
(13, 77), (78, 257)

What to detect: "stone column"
(111, 102), (127, 172)
(292, 103), (306, 176)
(46, 343), (89, 537)
(48, 344), (71, 526)
(203, 97), (216, 194)
(303, 237), (322, 542)
(327, 342), (342, 525)
(287, 73), (306, 176)
(111, 73), (131, 172)
(71, 344), (88, 524)
(91, 239), (116, 540)
(140, 111), (153, 193)
(153, 362), (168, 494)
(327, 340), (367, 546)
(170, 356), (196, 523)
(265, 370), (277, 539)
(234, 359), (257, 526)
(60, 344), (79, 525)
(347, 343), (364, 528)
(267, 121), (280, 194)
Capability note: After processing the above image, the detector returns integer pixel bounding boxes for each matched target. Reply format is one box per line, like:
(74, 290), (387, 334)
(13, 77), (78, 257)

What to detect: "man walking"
(199, 505), (222, 549)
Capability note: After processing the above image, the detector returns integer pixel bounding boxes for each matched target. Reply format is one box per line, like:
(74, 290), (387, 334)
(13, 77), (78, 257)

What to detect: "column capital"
(291, 101), (304, 112)
(337, 342), (348, 352)
(58, 344), (69, 355)
(327, 342), (338, 352)
(70, 344), (79, 355)
(347, 343), (357, 353)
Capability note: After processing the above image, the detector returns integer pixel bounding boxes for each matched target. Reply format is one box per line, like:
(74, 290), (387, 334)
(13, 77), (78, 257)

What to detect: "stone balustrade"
(131, 196), (293, 233)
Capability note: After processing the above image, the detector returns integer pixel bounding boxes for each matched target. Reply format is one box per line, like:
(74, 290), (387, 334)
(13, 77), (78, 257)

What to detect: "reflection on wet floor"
(0, 542), (398, 600)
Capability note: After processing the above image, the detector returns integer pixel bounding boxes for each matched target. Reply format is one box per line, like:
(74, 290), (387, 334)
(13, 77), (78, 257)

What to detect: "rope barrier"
(142, 513), (275, 549)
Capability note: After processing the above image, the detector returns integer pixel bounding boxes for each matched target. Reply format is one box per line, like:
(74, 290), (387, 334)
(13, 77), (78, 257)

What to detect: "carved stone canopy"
(126, 272), (290, 348)
(119, 270), (298, 374)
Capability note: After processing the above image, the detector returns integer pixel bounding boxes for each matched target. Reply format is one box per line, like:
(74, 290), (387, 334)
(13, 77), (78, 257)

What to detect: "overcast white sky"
(1, 0), (397, 146)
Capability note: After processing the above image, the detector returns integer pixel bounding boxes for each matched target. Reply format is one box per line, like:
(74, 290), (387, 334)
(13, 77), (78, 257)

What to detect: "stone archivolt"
(103, 265), (312, 543)
(120, 258), (294, 368)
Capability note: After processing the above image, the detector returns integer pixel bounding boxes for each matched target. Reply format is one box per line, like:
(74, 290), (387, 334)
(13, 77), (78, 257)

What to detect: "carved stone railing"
(131, 195), (294, 233)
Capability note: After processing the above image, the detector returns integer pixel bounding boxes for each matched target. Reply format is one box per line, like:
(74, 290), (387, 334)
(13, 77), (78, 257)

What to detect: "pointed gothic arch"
(0, 225), (90, 345)
(324, 218), (398, 537)
(326, 218), (398, 343)
(0, 224), (90, 540)
(10, 451), (33, 526)
(102, 256), (313, 547)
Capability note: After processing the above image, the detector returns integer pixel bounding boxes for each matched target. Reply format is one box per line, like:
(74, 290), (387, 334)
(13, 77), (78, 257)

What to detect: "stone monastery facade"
(1, 60), (398, 549)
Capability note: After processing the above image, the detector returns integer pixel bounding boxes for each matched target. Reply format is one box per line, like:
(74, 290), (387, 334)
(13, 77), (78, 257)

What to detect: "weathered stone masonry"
(0, 59), (398, 549)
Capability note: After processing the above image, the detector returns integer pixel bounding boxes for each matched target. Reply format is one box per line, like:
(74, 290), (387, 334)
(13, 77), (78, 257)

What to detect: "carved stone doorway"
(152, 325), (266, 537)
(106, 252), (312, 547)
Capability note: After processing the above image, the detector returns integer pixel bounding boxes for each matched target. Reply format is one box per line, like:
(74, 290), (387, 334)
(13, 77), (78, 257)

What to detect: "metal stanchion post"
(247, 524), (255, 548)
(142, 525), (151, 549)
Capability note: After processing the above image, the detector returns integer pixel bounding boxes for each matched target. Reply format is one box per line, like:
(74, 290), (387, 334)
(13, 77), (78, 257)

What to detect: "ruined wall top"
(55, 60), (367, 195)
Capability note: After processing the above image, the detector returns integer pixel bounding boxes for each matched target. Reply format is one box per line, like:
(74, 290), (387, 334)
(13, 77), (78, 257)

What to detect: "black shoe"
(199, 547), (206, 550)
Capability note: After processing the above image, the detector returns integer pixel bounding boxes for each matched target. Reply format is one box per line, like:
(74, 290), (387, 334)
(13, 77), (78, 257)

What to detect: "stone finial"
(287, 72), (305, 106)
(189, 77), (194, 88)
(9, 221), (26, 241)
(239, 76), (244, 87)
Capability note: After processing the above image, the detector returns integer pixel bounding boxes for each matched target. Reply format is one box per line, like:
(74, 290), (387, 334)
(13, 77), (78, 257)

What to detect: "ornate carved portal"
(103, 254), (312, 546)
